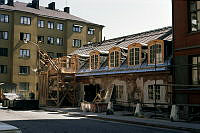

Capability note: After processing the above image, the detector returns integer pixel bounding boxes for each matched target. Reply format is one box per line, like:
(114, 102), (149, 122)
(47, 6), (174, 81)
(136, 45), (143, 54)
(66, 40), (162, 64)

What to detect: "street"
(0, 109), (188, 133)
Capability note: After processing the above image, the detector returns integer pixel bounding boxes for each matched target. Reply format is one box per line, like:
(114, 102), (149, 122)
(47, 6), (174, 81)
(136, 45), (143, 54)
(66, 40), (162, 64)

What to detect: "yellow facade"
(0, 3), (103, 99)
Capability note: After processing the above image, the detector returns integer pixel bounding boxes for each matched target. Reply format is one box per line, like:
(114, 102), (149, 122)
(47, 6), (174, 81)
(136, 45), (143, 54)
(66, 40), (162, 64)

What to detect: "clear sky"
(15, 0), (172, 39)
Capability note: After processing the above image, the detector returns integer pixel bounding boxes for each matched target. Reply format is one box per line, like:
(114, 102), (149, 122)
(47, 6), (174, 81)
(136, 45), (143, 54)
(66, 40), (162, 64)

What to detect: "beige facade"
(0, 1), (103, 99)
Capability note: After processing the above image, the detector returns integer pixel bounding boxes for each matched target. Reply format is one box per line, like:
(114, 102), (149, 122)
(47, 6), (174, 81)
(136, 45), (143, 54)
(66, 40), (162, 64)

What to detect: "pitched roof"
(0, 1), (103, 26)
(70, 26), (172, 56)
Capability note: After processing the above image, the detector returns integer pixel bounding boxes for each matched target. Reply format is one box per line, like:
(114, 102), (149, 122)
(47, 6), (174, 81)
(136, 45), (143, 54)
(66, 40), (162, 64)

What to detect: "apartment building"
(0, 0), (103, 99)
(173, 0), (200, 104)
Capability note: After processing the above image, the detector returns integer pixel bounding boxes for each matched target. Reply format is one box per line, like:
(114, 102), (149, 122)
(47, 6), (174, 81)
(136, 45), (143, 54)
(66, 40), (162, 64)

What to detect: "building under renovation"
(38, 27), (173, 109)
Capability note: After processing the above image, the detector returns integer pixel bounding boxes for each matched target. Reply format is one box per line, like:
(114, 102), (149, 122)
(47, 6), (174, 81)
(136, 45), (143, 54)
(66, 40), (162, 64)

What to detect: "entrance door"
(84, 84), (100, 102)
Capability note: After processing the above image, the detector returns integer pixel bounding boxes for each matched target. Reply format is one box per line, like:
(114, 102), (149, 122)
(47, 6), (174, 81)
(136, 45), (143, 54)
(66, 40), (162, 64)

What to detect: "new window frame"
(90, 51), (100, 70)
(128, 44), (141, 66)
(109, 47), (121, 68)
(148, 40), (164, 65)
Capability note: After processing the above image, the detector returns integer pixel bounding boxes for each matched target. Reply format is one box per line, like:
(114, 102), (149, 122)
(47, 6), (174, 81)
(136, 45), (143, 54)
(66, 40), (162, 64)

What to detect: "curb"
(42, 108), (200, 133)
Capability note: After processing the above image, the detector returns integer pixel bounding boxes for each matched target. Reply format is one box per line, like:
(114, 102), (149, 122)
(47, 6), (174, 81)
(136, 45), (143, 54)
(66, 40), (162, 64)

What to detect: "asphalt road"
(0, 109), (189, 133)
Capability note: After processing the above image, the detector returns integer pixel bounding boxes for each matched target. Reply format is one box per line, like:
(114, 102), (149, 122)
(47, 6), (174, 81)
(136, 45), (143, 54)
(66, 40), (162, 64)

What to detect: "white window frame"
(110, 51), (120, 68)
(20, 49), (30, 58)
(0, 14), (9, 23)
(149, 43), (162, 64)
(20, 16), (31, 25)
(38, 20), (45, 28)
(73, 39), (81, 48)
(57, 23), (64, 31)
(129, 47), (140, 66)
(48, 21), (54, 29)
(0, 31), (8, 40)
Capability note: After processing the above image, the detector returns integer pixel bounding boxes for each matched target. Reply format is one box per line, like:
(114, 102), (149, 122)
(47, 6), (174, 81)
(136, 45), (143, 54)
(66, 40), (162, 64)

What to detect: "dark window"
(0, 48), (8, 56)
(20, 49), (30, 58)
(37, 36), (44, 43)
(48, 21), (54, 29)
(56, 53), (64, 58)
(56, 38), (63, 46)
(20, 33), (31, 41)
(57, 23), (64, 31)
(72, 24), (82, 32)
(0, 14), (9, 23)
(38, 20), (45, 28)
(20, 16), (31, 25)
(19, 82), (29, 90)
(189, 1), (200, 32)
(192, 55), (200, 84)
(88, 28), (95, 35)
(148, 85), (160, 100)
(0, 65), (7, 74)
(19, 66), (30, 75)
(0, 31), (8, 40)
(72, 39), (81, 48)
(47, 37), (54, 44)
(47, 52), (54, 58)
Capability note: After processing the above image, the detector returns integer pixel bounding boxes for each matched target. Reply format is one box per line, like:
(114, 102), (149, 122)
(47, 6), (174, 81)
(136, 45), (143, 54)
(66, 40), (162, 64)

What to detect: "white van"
(0, 122), (22, 133)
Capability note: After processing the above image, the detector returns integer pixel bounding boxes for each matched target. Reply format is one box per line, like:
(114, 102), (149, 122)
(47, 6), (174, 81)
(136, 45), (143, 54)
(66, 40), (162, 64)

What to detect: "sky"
(15, 0), (172, 39)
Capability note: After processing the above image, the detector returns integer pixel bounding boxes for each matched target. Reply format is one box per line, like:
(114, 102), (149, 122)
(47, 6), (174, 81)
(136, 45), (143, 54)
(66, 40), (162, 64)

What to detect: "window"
(88, 28), (95, 35)
(0, 48), (8, 56)
(72, 39), (81, 48)
(19, 66), (30, 75)
(20, 33), (31, 41)
(56, 53), (64, 58)
(115, 85), (124, 100)
(56, 38), (63, 46)
(189, 1), (200, 32)
(129, 47), (140, 66)
(47, 37), (54, 44)
(57, 23), (64, 31)
(38, 20), (44, 28)
(0, 31), (8, 40)
(72, 24), (82, 32)
(0, 14), (9, 23)
(192, 55), (200, 84)
(20, 49), (30, 58)
(48, 21), (54, 29)
(47, 52), (54, 58)
(0, 65), (7, 74)
(90, 54), (99, 69)
(20, 16), (31, 25)
(110, 51), (120, 67)
(37, 36), (44, 43)
(149, 43), (162, 64)
(19, 82), (29, 91)
(148, 85), (160, 100)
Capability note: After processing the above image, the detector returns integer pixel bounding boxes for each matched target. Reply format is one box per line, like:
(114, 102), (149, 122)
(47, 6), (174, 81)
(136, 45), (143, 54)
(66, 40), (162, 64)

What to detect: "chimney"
(64, 7), (70, 13)
(7, 0), (13, 6)
(0, 0), (5, 5)
(32, 0), (39, 9)
(48, 2), (55, 10)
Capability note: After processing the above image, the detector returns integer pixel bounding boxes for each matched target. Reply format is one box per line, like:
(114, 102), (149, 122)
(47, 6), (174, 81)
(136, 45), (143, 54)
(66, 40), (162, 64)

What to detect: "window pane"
(190, 1), (197, 12)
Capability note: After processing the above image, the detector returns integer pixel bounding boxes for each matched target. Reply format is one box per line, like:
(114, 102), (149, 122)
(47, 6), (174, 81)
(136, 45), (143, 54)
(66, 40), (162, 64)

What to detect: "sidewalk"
(41, 107), (200, 132)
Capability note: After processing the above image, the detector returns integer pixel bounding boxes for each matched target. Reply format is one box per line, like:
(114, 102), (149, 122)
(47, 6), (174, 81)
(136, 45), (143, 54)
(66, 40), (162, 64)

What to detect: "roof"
(0, 1), (103, 26)
(70, 26), (172, 56)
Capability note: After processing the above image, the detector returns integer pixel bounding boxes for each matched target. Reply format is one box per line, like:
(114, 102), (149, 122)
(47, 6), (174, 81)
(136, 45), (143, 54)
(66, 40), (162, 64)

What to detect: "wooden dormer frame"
(128, 43), (142, 66)
(71, 54), (80, 72)
(147, 40), (165, 65)
(89, 50), (100, 70)
(108, 47), (121, 68)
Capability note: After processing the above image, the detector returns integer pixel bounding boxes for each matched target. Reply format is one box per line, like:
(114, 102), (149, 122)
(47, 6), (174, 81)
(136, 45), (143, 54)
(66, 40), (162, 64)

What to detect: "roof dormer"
(148, 40), (164, 65)
(128, 43), (142, 66)
(109, 47), (121, 68)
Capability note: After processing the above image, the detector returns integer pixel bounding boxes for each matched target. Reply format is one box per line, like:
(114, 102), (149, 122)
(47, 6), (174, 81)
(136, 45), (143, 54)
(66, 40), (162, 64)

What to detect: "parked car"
(0, 122), (22, 133)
